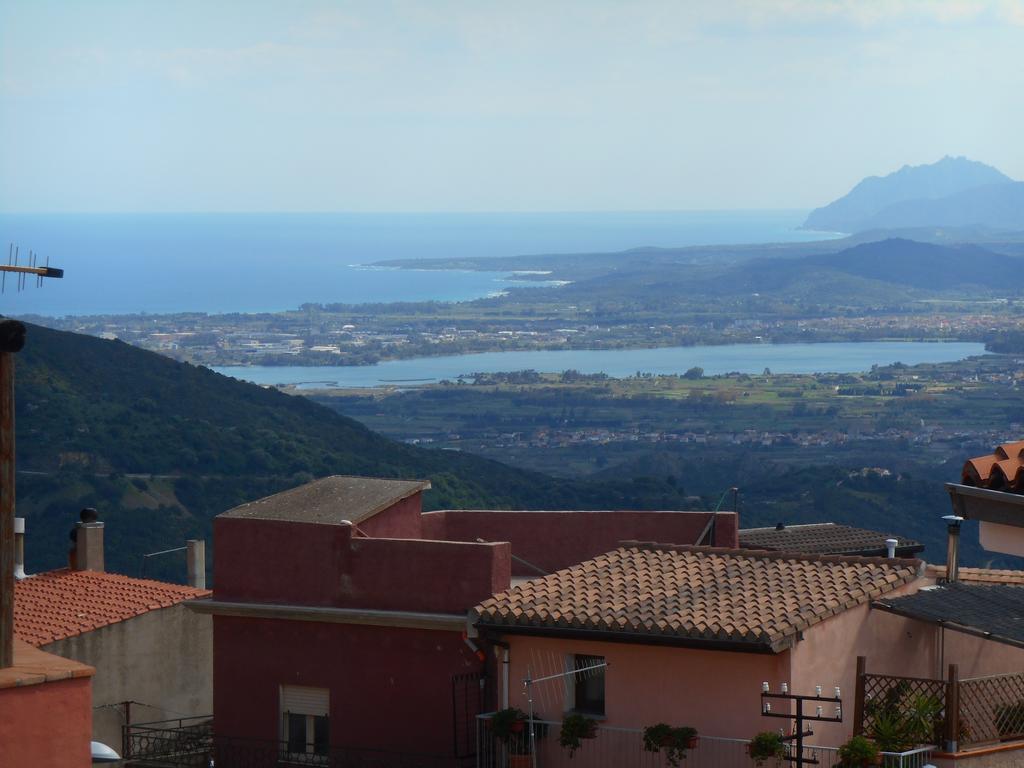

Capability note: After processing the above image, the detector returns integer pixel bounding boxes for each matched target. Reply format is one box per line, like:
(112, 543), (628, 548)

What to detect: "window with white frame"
(280, 685), (330, 757)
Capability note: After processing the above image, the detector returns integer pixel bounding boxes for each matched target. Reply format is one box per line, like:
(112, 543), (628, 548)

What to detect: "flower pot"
(688, 736), (700, 749)
(510, 755), (532, 768)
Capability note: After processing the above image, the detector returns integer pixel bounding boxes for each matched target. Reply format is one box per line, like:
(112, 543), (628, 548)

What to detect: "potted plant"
(491, 707), (528, 741)
(838, 735), (881, 768)
(643, 723), (699, 766)
(748, 731), (786, 766)
(560, 713), (598, 758)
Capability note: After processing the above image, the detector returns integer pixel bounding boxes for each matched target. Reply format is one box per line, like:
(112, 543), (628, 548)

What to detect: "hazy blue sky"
(1, 1), (1022, 213)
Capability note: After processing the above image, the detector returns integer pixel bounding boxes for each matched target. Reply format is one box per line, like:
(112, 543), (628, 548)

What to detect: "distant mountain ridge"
(805, 157), (1017, 233)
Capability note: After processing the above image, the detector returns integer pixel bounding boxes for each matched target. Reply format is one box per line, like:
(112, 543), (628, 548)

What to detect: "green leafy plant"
(904, 695), (943, 746)
(560, 713), (598, 758)
(870, 712), (909, 752)
(491, 708), (548, 756)
(838, 735), (881, 768)
(748, 731), (786, 766)
(491, 708), (528, 741)
(643, 724), (699, 766)
(868, 694), (943, 752)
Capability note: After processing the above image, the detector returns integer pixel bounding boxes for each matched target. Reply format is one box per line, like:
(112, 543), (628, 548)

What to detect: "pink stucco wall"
(491, 576), (1024, 750)
(498, 635), (790, 740)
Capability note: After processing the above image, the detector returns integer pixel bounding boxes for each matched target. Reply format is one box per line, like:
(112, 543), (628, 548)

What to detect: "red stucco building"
(195, 475), (735, 764)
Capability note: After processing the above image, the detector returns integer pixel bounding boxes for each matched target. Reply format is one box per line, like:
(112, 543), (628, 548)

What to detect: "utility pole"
(0, 251), (64, 668)
(0, 319), (26, 668)
(761, 682), (844, 768)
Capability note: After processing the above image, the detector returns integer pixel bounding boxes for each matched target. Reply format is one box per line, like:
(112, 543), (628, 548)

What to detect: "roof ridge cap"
(622, 540), (922, 569)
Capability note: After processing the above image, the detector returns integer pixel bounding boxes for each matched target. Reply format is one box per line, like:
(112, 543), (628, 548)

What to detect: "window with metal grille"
(280, 685), (330, 757)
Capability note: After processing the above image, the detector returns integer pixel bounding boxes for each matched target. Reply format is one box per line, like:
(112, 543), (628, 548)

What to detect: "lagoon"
(213, 341), (988, 389)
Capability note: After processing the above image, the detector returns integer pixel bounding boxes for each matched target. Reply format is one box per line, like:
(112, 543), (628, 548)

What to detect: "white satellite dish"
(91, 741), (121, 763)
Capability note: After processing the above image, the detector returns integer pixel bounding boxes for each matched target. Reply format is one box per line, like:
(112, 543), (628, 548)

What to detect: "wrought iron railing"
(124, 716), (214, 766)
(122, 720), (472, 768)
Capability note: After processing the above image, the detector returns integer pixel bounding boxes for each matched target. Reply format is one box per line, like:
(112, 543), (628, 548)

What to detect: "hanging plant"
(560, 713), (598, 758)
(643, 723), (699, 766)
(748, 731), (786, 766)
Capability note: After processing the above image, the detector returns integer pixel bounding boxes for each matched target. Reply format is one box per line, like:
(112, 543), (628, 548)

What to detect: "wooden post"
(0, 319), (25, 669)
(853, 656), (867, 736)
(946, 663), (960, 753)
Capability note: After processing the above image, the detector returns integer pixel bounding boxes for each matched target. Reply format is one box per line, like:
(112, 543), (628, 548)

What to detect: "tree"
(683, 366), (704, 380)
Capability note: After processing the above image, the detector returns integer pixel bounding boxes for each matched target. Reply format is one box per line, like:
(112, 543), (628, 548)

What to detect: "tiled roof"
(474, 542), (922, 652)
(962, 441), (1024, 491)
(739, 523), (923, 557)
(925, 565), (1024, 585)
(219, 475), (430, 525)
(875, 582), (1024, 649)
(15, 569), (211, 647)
(0, 639), (94, 690)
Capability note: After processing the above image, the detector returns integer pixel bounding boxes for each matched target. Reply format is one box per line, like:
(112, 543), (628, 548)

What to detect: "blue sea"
(0, 211), (837, 317)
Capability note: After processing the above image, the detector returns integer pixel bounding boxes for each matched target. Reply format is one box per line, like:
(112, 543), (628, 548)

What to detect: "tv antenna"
(2, 244), (64, 293)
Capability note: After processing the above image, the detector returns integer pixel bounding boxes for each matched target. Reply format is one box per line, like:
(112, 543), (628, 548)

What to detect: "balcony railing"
(475, 715), (932, 768)
(123, 719), (472, 768)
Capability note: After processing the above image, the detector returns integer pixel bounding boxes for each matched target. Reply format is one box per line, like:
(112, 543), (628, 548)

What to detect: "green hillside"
(12, 322), (696, 580)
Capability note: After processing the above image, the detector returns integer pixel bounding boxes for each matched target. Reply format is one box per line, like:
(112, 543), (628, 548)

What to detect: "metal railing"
(123, 720), (471, 768)
(210, 737), (470, 768)
(124, 716), (213, 766)
(475, 716), (866, 768)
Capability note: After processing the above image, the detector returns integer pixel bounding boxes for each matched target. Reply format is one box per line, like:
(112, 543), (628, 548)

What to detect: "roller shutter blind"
(281, 685), (329, 717)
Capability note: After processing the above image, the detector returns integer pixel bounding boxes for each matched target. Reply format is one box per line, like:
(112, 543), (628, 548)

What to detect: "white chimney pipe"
(14, 517), (25, 579)
(943, 515), (963, 582)
(885, 538), (898, 559)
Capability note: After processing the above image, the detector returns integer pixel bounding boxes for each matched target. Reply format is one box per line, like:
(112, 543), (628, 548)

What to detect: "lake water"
(213, 341), (987, 388)
(0, 211), (837, 316)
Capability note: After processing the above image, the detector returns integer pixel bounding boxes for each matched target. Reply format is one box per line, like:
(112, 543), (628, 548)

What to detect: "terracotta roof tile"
(474, 543), (922, 652)
(14, 569), (211, 647)
(963, 441), (1024, 491)
(739, 523), (923, 557)
(925, 565), (1024, 585)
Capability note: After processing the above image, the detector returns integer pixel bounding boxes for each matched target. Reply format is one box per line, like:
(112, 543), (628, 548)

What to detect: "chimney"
(13, 518), (25, 579)
(943, 515), (963, 583)
(186, 539), (206, 589)
(75, 522), (104, 572)
(885, 538), (898, 559)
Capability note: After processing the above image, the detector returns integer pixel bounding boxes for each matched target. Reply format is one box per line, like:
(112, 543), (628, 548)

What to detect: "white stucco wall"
(42, 602), (212, 752)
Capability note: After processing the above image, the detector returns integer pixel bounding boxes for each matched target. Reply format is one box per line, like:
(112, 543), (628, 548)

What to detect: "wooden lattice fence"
(857, 658), (1024, 750)
(959, 672), (1024, 745)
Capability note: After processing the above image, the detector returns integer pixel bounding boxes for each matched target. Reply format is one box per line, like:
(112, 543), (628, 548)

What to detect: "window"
(280, 685), (330, 758)
(573, 655), (605, 716)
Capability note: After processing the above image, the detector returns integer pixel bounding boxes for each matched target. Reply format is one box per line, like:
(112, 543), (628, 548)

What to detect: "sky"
(1, 1), (1022, 213)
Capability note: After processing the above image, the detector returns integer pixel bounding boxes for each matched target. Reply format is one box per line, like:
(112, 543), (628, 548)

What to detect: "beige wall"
(43, 603), (212, 752)
(500, 634), (791, 741)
